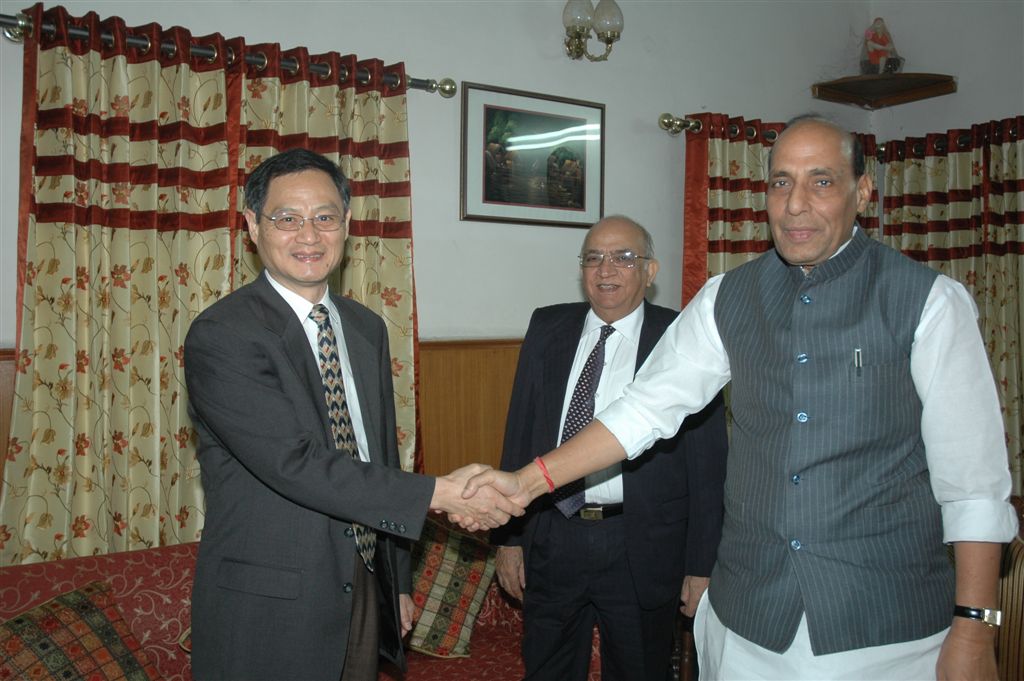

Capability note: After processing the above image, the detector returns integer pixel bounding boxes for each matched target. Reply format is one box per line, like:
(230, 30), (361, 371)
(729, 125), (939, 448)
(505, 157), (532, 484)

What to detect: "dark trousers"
(340, 555), (380, 681)
(522, 512), (679, 681)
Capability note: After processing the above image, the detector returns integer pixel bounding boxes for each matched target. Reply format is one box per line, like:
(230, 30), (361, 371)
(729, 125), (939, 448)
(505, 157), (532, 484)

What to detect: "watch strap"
(953, 604), (1002, 626)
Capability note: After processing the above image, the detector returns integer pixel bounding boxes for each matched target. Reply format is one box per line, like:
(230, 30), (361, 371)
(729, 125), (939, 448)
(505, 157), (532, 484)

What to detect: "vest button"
(343, 582), (353, 593)
(795, 412), (809, 423)
(791, 474), (801, 484)
(790, 539), (802, 550)
(795, 353), (809, 364)
(344, 527), (355, 537)
(800, 294), (812, 304)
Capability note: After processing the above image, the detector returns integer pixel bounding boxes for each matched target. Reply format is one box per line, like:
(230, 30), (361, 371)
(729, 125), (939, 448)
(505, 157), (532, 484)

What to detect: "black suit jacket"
(492, 300), (728, 608)
(184, 275), (434, 681)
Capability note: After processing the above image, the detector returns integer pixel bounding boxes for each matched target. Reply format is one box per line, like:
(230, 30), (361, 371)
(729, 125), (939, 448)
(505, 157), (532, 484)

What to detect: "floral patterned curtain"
(879, 116), (1024, 494)
(681, 112), (878, 303)
(0, 4), (417, 564)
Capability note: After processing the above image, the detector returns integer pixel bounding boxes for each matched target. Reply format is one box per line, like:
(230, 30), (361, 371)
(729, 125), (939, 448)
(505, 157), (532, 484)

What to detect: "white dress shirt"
(265, 273), (371, 463)
(558, 304), (644, 505)
(598, 251), (1018, 543)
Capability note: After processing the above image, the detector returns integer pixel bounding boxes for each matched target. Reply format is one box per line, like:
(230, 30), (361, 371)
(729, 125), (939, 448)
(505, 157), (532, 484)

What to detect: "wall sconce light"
(562, 0), (624, 62)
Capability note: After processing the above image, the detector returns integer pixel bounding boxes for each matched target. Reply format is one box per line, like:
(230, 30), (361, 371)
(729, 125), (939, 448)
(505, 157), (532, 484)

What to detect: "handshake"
(428, 463), (537, 531)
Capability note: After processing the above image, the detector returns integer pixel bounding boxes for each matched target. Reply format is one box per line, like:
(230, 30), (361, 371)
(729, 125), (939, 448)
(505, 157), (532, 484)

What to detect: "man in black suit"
(491, 216), (728, 680)
(184, 149), (520, 681)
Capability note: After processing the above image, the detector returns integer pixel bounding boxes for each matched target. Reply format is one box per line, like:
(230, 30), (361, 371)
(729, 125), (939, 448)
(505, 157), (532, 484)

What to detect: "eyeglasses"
(579, 250), (651, 269)
(260, 212), (344, 232)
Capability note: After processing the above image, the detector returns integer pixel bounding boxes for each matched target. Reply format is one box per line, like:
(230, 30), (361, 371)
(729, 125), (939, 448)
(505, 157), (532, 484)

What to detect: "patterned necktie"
(309, 304), (376, 571)
(553, 324), (615, 517)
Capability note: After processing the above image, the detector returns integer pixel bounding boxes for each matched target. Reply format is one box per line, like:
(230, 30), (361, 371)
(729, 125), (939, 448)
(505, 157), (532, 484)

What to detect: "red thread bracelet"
(533, 457), (555, 493)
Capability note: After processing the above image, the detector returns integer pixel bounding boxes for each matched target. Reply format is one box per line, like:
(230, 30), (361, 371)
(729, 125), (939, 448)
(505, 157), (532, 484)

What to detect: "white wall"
(869, 1), (1024, 141)
(0, 0), (1020, 345)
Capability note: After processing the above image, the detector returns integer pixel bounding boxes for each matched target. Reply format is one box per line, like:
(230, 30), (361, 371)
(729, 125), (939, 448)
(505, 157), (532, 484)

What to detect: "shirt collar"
(584, 302), (644, 346)
(264, 271), (334, 322)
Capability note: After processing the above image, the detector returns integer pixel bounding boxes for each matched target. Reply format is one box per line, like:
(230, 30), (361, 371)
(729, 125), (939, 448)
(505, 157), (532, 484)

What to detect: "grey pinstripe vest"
(709, 228), (953, 655)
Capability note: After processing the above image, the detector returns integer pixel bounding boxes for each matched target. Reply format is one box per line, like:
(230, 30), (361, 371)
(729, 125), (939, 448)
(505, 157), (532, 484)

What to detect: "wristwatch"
(953, 605), (1002, 627)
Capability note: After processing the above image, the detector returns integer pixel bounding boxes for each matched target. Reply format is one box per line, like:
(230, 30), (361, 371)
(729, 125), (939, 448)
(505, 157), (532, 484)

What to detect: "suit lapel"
(636, 300), (662, 373)
(252, 276), (334, 444)
(543, 306), (588, 442)
(625, 300), (673, 475)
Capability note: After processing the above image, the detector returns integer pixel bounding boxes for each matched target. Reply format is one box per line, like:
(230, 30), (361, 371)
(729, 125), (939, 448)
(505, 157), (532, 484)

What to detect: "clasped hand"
(431, 464), (527, 531)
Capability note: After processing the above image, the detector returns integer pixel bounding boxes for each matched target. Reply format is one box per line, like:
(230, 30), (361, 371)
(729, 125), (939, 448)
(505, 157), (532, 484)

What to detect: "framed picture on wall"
(460, 82), (604, 228)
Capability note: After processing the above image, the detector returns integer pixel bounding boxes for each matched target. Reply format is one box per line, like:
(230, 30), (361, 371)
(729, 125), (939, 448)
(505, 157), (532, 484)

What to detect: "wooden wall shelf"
(811, 73), (956, 110)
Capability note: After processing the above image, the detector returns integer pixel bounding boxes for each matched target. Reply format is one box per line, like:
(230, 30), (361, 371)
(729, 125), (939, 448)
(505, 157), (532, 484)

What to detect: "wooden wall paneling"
(417, 339), (521, 477)
(0, 349), (15, 486)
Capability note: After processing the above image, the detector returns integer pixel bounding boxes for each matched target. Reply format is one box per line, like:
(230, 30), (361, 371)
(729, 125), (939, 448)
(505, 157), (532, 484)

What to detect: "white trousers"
(693, 591), (947, 681)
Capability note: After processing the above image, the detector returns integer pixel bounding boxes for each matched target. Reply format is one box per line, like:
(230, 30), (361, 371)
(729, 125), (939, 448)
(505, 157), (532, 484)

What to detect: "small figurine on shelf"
(860, 17), (904, 74)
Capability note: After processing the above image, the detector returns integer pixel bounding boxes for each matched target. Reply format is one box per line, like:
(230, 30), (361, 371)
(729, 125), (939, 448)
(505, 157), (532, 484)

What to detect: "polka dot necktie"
(309, 304), (376, 571)
(552, 324), (615, 517)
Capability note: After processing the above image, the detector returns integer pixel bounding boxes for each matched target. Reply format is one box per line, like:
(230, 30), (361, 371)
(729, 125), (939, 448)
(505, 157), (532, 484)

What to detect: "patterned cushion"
(0, 580), (163, 680)
(408, 518), (496, 658)
(0, 543), (197, 681)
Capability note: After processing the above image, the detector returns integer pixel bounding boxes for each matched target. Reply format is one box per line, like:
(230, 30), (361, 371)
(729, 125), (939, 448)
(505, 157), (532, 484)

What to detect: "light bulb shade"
(563, 0), (594, 30)
(592, 0), (624, 34)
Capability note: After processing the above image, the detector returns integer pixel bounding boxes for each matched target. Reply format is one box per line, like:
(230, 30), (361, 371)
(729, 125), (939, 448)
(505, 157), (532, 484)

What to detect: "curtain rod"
(0, 11), (457, 98)
(659, 113), (786, 144)
(658, 113), (701, 135)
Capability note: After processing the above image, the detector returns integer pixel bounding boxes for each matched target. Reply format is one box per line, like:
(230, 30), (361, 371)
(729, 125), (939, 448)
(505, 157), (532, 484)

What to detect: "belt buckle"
(579, 507), (602, 520)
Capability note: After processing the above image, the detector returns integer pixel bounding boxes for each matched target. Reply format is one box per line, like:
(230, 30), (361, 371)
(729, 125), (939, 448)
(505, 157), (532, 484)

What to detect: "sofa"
(0, 534), (562, 681)
(0, 542), (197, 681)
(2, 496), (1021, 681)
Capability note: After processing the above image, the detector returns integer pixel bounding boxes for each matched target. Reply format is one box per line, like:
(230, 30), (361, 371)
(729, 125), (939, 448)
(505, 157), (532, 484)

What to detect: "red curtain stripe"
(1, 2), (420, 563)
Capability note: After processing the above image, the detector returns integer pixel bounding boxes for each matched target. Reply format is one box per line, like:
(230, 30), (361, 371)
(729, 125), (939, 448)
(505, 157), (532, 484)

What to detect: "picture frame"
(460, 82), (605, 228)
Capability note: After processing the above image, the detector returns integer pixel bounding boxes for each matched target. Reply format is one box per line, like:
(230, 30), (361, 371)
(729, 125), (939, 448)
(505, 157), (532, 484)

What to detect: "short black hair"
(244, 148), (351, 218)
(769, 114), (865, 179)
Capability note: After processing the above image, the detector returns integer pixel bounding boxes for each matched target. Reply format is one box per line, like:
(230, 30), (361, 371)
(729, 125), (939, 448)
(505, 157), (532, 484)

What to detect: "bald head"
(584, 215), (655, 259)
(769, 115), (865, 179)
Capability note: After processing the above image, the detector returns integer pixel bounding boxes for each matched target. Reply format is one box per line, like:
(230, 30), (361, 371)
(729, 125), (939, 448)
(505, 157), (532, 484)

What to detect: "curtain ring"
(745, 125), (757, 140)
(764, 129), (778, 143)
(251, 51), (268, 72)
(316, 63), (332, 80)
(387, 72), (402, 91)
(203, 43), (218, 64)
(135, 34), (151, 56)
(282, 58), (298, 76)
(163, 38), (177, 59)
(957, 133), (971, 149)
(338, 65), (350, 83)
(912, 142), (924, 156)
(727, 124), (740, 138)
(934, 139), (947, 154)
(225, 46), (236, 66)
(357, 68), (371, 86)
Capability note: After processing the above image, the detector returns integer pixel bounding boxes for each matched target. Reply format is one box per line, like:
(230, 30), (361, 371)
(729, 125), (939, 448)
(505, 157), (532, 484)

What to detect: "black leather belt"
(577, 503), (623, 520)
